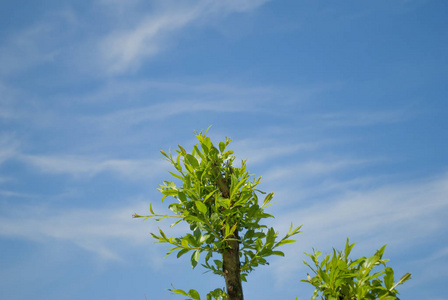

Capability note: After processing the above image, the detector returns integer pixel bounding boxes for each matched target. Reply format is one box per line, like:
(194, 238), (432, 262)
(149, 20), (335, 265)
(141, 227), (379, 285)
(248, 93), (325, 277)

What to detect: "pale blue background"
(0, 1), (447, 299)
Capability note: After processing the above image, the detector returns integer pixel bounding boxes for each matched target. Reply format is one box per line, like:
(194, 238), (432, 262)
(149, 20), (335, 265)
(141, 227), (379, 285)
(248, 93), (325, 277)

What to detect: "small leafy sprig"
(301, 239), (411, 300)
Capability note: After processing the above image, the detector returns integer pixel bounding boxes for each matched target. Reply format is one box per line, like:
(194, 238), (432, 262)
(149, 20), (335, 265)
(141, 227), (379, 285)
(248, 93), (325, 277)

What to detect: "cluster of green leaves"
(168, 287), (227, 300)
(134, 129), (301, 297)
(301, 239), (411, 300)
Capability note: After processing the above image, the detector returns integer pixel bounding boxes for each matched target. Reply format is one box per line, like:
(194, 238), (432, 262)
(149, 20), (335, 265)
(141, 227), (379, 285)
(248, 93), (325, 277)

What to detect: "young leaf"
(262, 192), (274, 208)
(191, 250), (200, 269)
(188, 289), (201, 300)
(219, 142), (225, 153)
(275, 239), (296, 248)
(390, 273), (412, 290)
(169, 289), (189, 296)
(186, 154), (200, 169)
(168, 171), (184, 180)
(195, 201), (208, 215)
(266, 228), (276, 248)
(178, 145), (187, 155)
(384, 267), (394, 290)
(160, 149), (170, 159)
(177, 248), (190, 258)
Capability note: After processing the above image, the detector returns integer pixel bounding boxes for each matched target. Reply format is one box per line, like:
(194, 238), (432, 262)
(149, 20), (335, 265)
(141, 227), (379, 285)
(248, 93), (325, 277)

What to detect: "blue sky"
(0, 0), (447, 299)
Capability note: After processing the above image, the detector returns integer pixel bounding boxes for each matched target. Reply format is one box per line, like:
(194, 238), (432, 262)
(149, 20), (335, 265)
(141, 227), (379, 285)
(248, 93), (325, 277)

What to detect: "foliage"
(134, 129), (411, 299)
(301, 239), (412, 300)
(168, 286), (227, 300)
(134, 128), (302, 299)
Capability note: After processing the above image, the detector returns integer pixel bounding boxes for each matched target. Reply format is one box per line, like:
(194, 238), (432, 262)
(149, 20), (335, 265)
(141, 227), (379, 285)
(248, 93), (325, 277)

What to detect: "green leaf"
(169, 289), (188, 296)
(266, 228), (276, 248)
(191, 250), (200, 269)
(184, 215), (204, 224)
(399, 273), (412, 284)
(289, 224), (303, 236)
(194, 228), (201, 241)
(256, 238), (263, 251)
(177, 248), (190, 258)
(195, 201), (208, 215)
(178, 145), (187, 155)
(272, 251), (285, 256)
(390, 273), (411, 290)
(176, 152), (182, 170)
(170, 219), (182, 227)
(200, 234), (211, 243)
(204, 125), (212, 135)
(162, 189), (178, 197)
(186, 154), (200, 169)
(262, 192), (274, 208)
(158, 228), (168, 240)
(379, 297), (397, 300)
(185, 234), (199, 247)
(228, 223), (237, 236)
(344, 238), (355, 262)
(219, 142), (225, 153)
(210, 213), (220, 224)
(169, 203), (181, 214)
(159, 149), (169, 159)
(196, 134), (204, 144)
(188, 289), (201, 300)
(222, 150), (234, 159)
(204, 189), (217, 201)
(214, 259), (223, 269)
(184, 163), (195, 175)
(168, 171), (184, 180)
(178, 192), (187, 202)
(275, 239), (296, 247)
(384, 267), (394, 290)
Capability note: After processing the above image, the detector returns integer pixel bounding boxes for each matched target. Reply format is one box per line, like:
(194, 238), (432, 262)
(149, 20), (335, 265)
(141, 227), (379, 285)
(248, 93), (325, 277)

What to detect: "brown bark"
(214, 166), (244, 300)
(215, 173), (230, 199)
(222, 231), (244, 300)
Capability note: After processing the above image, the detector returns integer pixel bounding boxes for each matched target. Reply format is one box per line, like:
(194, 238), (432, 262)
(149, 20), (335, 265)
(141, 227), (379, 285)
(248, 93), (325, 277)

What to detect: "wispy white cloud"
(99, 9), (195, 73)
(0, 7), (83, 80)
(409, 245), (448, 285)
(0, 24), (61, 77)
(0, 82), (21, 120)
(76, 79), (282, 103)
(0, 190), (37, 198)
(232, 138), (326, 165)
(0, 0), (271, 78)
(19, 154), (167, 181)
(89, 99), (258, 130)
(0, 134), (19, 165)
(0, 197), (194, 264)
(268, 172), (448, 284)
(0, 201), (154, 260)
(76, 79), (300, 129)
(98, 0), (271, 74)
(263, 158), (371, 182)
(312, 110), (411, 127)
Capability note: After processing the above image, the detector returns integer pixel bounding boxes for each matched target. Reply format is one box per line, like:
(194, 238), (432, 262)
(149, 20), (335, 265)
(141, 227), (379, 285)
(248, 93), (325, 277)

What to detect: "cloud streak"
(0, 0), (271, 78)
(312, 110), (411, 127)
(0, 134), (20, 165)
(0, 25), (58, 77)
(263, 158), (371, 182)
(19, 154), (167, 181)
(0, 201), (154, 260)
(269, 172), (448, 283)
(98, 0), (271, 74)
